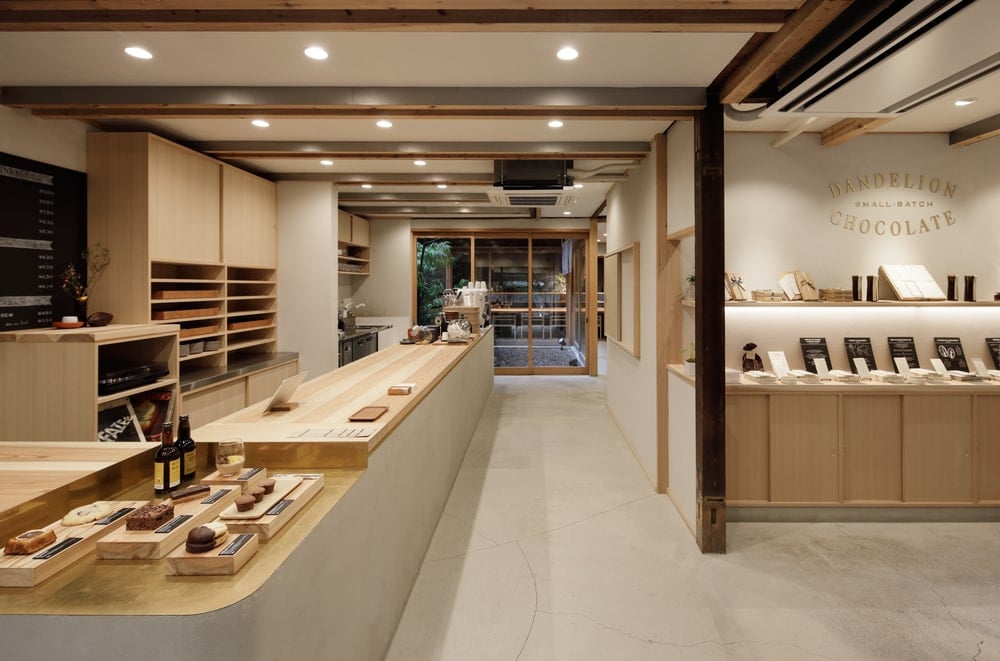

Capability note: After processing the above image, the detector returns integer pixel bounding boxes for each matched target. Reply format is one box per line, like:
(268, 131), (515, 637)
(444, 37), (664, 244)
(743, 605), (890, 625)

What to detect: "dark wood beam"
(719, 0), (854, 105)
(950, 113), (1000, 147)
(0, 4), (796, 32)
(693, 90), (726, 554)
(191, 141), (650, 160)
(270, 172), (493, 185)
(1, 86), (704, 121)
(820, 117), (893, 146)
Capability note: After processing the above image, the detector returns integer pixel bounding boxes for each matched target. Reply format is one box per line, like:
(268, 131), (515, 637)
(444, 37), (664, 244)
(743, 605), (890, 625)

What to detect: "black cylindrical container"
(852, 275), (862, 301)
(964, 275), (976, 302)
(866, 275), (878, 302)
(947, 275), (957, 301)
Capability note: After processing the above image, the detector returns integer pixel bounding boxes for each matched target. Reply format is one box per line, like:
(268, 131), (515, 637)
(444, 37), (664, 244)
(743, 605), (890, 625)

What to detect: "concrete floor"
(386, 374), (1000, 661)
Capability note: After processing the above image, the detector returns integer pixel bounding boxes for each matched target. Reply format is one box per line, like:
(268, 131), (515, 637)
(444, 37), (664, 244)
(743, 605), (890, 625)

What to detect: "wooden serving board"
(0, 500), (146, 587)
(222, 474), (324, 540)
(227, 317), (271, 331)
(200, 467), (268, 493)
(95, 487), (239, 560)
(152, 289), (219, 300)
(164, 531), (259, 576)
(179, 323), (220, 339)
(151, 307), (219, 320)
(218, 476), (302, 520)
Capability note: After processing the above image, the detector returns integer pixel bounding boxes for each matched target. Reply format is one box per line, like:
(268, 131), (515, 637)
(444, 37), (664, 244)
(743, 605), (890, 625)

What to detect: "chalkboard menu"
(0, 151), (86, 330)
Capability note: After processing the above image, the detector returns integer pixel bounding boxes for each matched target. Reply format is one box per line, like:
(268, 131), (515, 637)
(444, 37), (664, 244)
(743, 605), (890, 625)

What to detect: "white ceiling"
(1, 5), (998, 221)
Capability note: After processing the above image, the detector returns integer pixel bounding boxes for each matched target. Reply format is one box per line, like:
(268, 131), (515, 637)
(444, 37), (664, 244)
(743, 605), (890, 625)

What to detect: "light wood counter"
(0, 330), (495, 661)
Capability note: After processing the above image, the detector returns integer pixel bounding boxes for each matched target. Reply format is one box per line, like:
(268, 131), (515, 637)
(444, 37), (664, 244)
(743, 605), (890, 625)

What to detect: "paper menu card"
(767, 351), (790, 377)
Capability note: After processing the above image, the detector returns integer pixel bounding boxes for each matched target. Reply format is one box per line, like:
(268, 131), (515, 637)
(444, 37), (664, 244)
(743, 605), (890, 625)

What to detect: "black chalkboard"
(0, 151), (86, 330)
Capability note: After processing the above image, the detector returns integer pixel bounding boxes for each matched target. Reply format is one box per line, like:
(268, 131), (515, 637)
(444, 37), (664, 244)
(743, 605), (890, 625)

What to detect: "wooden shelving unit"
(226, 266), (277, 362)
(337, 210), (371, 275)
(0, 324), (179, 442)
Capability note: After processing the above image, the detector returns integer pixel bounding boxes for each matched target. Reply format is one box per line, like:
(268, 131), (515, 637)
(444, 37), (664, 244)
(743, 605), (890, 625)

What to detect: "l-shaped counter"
(0, 328), (495, 661)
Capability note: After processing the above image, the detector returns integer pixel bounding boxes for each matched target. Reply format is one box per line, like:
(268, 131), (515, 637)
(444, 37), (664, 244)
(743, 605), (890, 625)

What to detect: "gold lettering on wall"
(826, 171), (959, 237)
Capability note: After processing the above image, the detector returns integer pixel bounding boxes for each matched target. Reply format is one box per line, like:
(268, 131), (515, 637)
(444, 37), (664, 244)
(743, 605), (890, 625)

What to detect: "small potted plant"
(60, 243), (110, 325)
(684, 273), (696, 300)
(683, 341), (696, 376)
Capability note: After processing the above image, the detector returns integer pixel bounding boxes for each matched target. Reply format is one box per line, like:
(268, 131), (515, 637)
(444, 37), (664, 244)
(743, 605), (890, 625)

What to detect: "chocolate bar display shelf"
(0, 329), (495, 661)
(0, 324), (179, 442)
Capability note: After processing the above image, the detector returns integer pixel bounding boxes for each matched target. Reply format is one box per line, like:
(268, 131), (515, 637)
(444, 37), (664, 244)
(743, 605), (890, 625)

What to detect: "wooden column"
(693, 91), (726, 553)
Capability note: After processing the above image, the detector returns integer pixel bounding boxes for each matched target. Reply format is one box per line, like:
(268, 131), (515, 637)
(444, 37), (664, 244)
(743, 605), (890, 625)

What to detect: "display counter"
(0, 329), (495, 661)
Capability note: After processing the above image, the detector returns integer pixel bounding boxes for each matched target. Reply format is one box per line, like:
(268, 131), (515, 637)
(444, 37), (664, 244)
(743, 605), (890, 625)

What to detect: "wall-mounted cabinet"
(223, 165), (277, 268)
(0, 324), (179, 441)
(337, 210), (371, 275)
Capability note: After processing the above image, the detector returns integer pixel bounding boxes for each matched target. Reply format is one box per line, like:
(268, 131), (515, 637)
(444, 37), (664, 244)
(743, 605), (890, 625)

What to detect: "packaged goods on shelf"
(819, 288), (853, 302)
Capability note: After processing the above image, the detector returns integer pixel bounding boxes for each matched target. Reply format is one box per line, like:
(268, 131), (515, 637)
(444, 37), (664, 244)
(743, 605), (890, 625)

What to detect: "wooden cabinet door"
(338, 210), (352, 243)
(843, 395), (902, 502)
(223, 166), (277, 267)
(902, 394), (972, 502)
(769, 394), (839, 502)
(351, 215), (370, 247)
(726, 395), (769, 502)
(148, 136), (221, 263)
(976, 395), (1000, 502)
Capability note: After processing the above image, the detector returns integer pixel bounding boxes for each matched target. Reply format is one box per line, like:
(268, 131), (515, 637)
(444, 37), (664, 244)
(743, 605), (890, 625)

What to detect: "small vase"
(684, 361), (696, 377)
(75, 297), (88, 325)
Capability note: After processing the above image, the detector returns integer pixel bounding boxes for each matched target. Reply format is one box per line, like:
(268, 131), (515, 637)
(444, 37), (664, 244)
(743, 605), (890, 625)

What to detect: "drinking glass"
(215, 438), (245, 476)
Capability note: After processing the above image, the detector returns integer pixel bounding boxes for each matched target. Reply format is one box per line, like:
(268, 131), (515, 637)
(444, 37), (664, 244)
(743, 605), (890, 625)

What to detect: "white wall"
(277, 181), (340, 376)
(725, 132), (1000, 371)
(354, 219), (413, 345)
(605, 140), (660, 485)
(0, 106), (89, 172)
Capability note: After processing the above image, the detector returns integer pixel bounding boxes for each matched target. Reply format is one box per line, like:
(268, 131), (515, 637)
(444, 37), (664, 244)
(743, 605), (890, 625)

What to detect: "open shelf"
(96, 377), (178, 406)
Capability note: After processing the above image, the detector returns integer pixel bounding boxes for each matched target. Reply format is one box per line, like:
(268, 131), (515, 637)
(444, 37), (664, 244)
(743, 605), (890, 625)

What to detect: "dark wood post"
(693, 91), (726, 553)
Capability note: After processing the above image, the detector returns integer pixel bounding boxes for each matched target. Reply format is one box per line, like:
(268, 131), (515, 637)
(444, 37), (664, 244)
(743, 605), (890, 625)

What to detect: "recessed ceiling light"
(954, 98), (977, 107)
(320, 159), (334, 166)
(304, 46), (328, 60)
(124, 46), (153, 60)
(361, 183), (373, 189)
(603, 233), (608, 237)
(436, 183), (448, 189)
(548, 119), (564, 128)
(574, 183), (583, 189)
(557, 46), (579, 61)
(460, 208), (471, 213)
(563, 211), (572, 215)
(376, 119), (393, 128)
(414, 160), (427, 166)
(251, 119), (270, 128)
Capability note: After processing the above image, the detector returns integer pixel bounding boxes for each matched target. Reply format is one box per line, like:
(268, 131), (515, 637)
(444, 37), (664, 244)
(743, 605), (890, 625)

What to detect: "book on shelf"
(888, 336), (920, 371)
(97, 400), (145, 442)
(844, 337), (877, 373)
(933, 337), (969, 371)
(986, 338), (1000, 370)
(129, 389), (175, 443)
(799, 337), (831, 374)
(877, 265), (946, 301)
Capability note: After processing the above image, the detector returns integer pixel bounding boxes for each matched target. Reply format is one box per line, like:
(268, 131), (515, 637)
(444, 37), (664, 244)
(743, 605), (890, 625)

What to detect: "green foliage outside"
(416, 239), (468, 325)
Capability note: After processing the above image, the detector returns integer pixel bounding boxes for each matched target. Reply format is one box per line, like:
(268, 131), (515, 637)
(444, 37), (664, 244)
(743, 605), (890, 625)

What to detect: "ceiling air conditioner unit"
(489, 159), (575, 207)
(763, 0), (1000, 117)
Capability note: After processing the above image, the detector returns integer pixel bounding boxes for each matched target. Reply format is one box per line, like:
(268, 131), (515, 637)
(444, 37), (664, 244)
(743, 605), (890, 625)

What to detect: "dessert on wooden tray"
(184, 522), (229, 554)
(125, 502), (175, 531)
(4, 529), (57, 555)
(61, 501), (115, 526)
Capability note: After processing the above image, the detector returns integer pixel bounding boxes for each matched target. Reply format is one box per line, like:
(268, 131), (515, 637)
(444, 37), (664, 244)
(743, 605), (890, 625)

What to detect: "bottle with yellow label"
(176, 414), (197, 483)
(154, 421), (181, 494)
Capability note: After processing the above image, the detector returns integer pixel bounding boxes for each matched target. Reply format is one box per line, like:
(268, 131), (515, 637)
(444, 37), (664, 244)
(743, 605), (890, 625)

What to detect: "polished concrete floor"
(386, 374), (1000, 661)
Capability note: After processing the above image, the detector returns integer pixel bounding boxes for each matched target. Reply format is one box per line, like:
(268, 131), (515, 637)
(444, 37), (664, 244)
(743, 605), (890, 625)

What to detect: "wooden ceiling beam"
(0, 7), (793, 32)
(950, 114), (1000, 147)
(820, 117), (892, 146)
(196, 141), (651, 160)
(0, 2), (804, 8)
(719, 0), (854, 105)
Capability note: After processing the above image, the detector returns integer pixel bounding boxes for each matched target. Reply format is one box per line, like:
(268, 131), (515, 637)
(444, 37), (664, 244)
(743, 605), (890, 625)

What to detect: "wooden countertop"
(0, 329), (492, 614)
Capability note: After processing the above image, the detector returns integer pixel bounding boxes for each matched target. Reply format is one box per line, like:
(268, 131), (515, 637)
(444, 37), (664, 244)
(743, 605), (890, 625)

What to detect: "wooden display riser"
(222, 473), (324, 540)
(165, 532), (258, 576)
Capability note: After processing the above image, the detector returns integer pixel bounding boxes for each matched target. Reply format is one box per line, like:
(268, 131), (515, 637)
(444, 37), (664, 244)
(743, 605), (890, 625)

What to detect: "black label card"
(155, 514), (192, 534)
(95, 507), (135, 525)
(201, 488), (233, 505)
(934, 337), (969, 371)
(888, 336), (920, 371)
(33, 537), (82, 560)
(219, 533), (253, 556)
(799, 337), (831, 373)
(987, 338), (1000, 370)
(238, 467), (264, 481)
(266, 499), (293, 516)
(844, 337), (877, 373)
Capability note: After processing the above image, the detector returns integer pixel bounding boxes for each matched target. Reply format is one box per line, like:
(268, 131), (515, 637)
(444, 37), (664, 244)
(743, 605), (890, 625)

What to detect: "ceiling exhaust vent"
(764, 0), (999, 117)
(487, 190), (576, 207)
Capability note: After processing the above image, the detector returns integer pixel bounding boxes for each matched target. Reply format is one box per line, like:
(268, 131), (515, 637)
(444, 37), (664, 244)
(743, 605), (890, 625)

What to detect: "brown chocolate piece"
(259, 478), (276, 494)
(235, 495), (255, 512)
(184, 525), (217, 553)
(248, 486), (265, 503)
(125, 502), (175, 531)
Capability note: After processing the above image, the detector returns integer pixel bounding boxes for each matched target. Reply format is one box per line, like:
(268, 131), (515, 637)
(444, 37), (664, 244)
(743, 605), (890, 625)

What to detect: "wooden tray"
(222, 474), (325, 540)
(0, 500), (146, 587)
(227, 318), (272, 332)
(152, 289), (219, 300)
(152, 307), (219, 320)
(349, 405), (388, 422)
(179, 323), (220, 339)
(218, 476), (302, 520)
(164, 531), (258, 576)
(200, 467), (268, 493)
(95, 487), (239, 560)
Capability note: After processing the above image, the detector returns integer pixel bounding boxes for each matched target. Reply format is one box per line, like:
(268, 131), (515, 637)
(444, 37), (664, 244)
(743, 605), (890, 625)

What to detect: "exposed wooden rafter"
(950, 114), (1000, 147)
(192, 141), (651, 161)
(0, 1), (801, 32)
(719, 0), (854, 105)
(820, 117), (893, 146)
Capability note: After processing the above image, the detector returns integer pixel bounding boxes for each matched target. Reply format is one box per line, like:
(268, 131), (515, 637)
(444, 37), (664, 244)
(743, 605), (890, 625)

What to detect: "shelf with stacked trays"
(337, 245), (370, 275)
(150, 261), (226, 368)
(226, 266), (277, 359)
